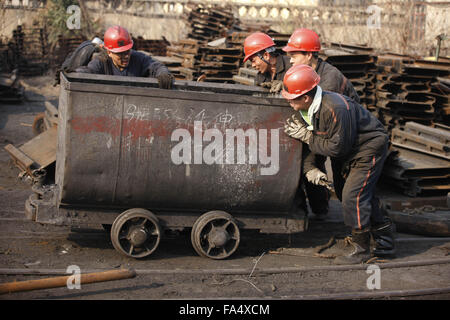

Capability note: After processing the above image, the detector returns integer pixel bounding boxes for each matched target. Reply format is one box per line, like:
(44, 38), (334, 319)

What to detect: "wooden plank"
(4, 144), (34, 170)
(14, 126), (57, 172)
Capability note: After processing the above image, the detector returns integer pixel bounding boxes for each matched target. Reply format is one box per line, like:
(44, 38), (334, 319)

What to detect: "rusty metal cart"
(25, 72), (307, 259)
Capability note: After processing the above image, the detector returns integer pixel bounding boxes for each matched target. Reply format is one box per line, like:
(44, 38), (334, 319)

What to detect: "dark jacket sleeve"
(82, 58), (105, 74)
(308, 104), (356, 158)
(137, 52), (170, 77)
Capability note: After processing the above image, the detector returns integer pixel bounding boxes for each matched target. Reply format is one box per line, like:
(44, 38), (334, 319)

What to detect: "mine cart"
(25, 72), (307, 259)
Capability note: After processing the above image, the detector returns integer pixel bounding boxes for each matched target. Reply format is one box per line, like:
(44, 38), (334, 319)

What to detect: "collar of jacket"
(303, 85), (322, 130)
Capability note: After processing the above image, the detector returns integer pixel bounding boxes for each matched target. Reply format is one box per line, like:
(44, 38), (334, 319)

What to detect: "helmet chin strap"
(257, 52), (271, 66)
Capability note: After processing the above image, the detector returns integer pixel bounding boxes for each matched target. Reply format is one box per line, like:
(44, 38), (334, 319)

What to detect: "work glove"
(306, 168), (328, 186)
(306, 168), (335, 192)
(284, 115), (312, 143)
(157, 72), (174, 89)
(260, 80), (284, 93)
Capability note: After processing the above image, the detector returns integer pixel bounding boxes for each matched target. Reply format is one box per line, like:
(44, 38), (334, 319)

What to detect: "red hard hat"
(282, 28), (321, 53)
(243, 32), (276, 62)
(104, 25), (133, 53)
(281, 65), (321, 100)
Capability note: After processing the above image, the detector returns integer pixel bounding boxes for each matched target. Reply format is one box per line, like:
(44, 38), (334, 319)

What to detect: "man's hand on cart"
(157, 72), (174, 89)
(260, 80), (284, 93)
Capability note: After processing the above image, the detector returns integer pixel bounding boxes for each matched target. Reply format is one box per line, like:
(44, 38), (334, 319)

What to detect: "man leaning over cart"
(76, 25), (174, 89)
(282, 64), (396, 264)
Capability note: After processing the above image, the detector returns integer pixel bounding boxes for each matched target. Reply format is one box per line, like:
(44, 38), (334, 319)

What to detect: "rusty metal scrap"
(391, 122), (450, 160)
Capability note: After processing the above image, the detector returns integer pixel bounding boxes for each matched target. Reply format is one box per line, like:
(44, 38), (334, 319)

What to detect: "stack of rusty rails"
(0, 69), (24, 103)
(232, 67), (257, 86)
(152, 55), (183, 80)
(167, 40), (242, 83)
(0, 43), (12, 72)
(380, 147), (450, 197)
(228, 31), (290, 52)
(132, 37), (170, 57)
(9, 25), (48, 76)
(391, 122), (450, 160)
(320, 43), (378, 112)
(431, 77), (450, 124)
(375, 55), (450, 132)
(183, 5), (236, 42)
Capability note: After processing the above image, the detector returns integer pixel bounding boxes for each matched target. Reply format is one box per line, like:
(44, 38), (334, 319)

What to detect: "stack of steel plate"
(320, 43), (378, 112)
(376, 55), (450, 131)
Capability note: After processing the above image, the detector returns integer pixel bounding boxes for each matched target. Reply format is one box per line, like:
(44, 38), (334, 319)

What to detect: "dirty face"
(288, 52), (313, 67)
(108, 49), (131, 70)
(249, 52), (270, 74)
(288, 95), (310, 112)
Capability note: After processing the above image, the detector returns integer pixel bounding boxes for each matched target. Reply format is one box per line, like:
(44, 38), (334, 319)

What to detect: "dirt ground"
(0, 76), (449, 307)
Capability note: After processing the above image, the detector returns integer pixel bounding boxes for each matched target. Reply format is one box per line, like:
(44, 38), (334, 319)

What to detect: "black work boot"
(371, 221), (396, 257)
(334, 228), (371, 265)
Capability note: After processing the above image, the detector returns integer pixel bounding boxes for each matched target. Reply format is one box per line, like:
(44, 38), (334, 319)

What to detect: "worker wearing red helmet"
(243, 32), (292, 93)
(79, 25), (173, 89)
(243, 32), (329, 220)
(283, 28), (362, 221)
(283, 28), (359, 103)
(282, 65), (395, 264)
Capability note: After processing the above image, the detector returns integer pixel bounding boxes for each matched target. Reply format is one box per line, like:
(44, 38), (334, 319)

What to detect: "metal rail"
(1, 257), (450, 276)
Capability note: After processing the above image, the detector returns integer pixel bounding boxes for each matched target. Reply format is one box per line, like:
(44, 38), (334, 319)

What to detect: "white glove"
(284, 115), (312, 143)
(305, 168), (328, 186)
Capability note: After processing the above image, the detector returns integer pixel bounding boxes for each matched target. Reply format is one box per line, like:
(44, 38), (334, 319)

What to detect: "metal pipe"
(0, 269), (136, 295)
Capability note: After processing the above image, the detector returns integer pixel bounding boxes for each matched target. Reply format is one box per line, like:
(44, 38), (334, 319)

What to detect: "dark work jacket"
(77, 50), (169, 77)
(315, 58), (360, 104)
(255, 55), (292, 85)
(303, 91), (388, 173)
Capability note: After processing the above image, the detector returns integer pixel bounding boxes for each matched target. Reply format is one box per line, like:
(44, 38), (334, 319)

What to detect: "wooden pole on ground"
(0, 268), (136, 295)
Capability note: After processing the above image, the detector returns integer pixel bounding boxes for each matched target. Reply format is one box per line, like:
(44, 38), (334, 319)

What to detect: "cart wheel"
(111, 208), (161, 258)
(191, 211), (240, 259)
(32, 113), (46, 136)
